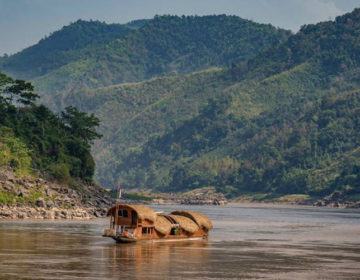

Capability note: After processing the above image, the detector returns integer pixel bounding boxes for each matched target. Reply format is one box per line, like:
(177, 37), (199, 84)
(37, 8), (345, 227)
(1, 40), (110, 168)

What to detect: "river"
(0, 204), (359, 279)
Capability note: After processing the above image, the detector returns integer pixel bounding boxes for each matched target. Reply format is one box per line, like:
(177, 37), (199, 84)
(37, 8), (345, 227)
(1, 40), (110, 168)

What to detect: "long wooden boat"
(103, 204), (213, 243)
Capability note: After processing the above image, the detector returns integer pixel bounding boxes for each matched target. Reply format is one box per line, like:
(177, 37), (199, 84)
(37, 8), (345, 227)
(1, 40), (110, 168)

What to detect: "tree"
(0, 72), (102, 183)
(0, 73), (39, 106)
(61, 106), (102, 146)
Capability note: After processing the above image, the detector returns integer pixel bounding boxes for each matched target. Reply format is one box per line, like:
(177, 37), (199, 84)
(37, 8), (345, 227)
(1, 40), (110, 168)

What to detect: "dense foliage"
(0, 20), (133, 79)
(0, 72), (101, 182)
(0, 15), (290, 111)
(81, 9), (360, 200)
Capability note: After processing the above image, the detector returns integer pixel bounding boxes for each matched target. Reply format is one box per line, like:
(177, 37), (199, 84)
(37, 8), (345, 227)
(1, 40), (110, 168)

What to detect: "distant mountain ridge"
(0, 20), (134, 79)
(0, 15), (291, 110)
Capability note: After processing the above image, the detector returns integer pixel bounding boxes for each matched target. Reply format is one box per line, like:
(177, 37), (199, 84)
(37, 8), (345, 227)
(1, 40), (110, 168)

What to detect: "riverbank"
(2, 164), (359, 221)
(237, 192), (360, 209)
(115, 187), (228, 206)
(118, 189), (360, 209)
(0, 167), (111, 220)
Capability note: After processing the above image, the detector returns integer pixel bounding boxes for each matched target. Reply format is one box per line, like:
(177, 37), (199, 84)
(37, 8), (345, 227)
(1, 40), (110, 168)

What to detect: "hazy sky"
(0, 0), (359, 55)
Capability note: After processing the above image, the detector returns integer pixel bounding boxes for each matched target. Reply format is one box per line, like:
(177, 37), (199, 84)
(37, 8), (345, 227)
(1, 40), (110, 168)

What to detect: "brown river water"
(0, 204), (359, 279)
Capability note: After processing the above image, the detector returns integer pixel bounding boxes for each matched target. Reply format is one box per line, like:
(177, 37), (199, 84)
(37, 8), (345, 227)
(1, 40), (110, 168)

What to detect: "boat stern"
(103, 228), (116, 237)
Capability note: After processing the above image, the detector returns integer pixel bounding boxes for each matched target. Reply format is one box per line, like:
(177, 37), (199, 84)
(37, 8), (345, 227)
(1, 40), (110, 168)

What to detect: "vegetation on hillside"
(0, 72), (101, 183)
(0, 15), (290, 110)
(81, 9), (360, 200)
(0, 20), (133, 79)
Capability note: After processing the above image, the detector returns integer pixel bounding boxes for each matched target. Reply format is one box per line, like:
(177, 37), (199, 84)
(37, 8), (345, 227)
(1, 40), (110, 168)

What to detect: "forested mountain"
(71, 8), (360, 201)
(2, 10), (360, 202)
(0, 20), (134, 80)
(0, 15), (290, 110)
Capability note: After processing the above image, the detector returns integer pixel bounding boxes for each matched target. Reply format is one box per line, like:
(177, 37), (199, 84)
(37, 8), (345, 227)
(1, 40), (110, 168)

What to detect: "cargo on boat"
(103, 204), (213, 242)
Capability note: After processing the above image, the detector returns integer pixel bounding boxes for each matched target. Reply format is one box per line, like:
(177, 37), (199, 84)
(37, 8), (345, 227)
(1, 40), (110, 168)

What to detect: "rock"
(3, 181), (15, 191)
(314, 191), (349, 208)
(17, 191), (25, 197)
(46, 200), (55, 208)
(45, 188), (53, 197)
(0, 174), (7, 182)
(331, 202), (340, 208)
(153, 199), (165, 204)
(27, 208), (37, 217)
(348, 202), (360, 208)
(179, 189), (228, 205)
(313, 201), (322, 207)
(0, 167), (15, 182)
(35, 178), (44, 184)
(17, 212), (26, 219)
(54, 209), (62, 219)
(61, 210), (69, 219)
(93, 211), (101, 217)
(0, 207), (12, 217)
(45, 210), (55, 219)
(17, 187), (30, 197)
(61, 188), (69, 194)
(35, 198), (46, 208)
(23, 183), (33, 189)
(328, 191), (344, 202)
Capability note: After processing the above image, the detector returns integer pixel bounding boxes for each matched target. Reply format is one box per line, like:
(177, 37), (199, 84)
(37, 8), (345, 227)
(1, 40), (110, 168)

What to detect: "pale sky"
(0, 0), (359, 56)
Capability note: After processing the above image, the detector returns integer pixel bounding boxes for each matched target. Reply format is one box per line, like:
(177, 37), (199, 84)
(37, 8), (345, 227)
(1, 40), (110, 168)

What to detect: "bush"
(122, 192), (153, 201)
(0, 191), (15, 205)
(0, 127), (31, 174)
(49, 163), (71, 183)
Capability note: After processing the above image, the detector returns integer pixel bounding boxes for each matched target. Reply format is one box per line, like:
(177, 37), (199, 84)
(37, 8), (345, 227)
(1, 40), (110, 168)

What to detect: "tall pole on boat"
(114, 184), (121, 233)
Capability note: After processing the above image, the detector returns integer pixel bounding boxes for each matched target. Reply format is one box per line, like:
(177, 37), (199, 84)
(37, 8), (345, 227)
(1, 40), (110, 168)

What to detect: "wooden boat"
(103, 204), (213, 243)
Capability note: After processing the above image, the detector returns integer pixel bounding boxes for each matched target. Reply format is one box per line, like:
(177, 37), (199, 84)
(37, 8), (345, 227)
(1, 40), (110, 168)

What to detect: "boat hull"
(112, 236), (207, 243)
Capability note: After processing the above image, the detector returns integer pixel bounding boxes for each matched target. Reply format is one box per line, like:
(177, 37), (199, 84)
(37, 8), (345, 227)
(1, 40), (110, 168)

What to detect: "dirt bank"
(0, 167), (111, 220)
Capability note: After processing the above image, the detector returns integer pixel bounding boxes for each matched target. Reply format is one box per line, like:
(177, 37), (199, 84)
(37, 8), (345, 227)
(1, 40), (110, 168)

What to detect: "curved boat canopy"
(107, 204), (157, 222)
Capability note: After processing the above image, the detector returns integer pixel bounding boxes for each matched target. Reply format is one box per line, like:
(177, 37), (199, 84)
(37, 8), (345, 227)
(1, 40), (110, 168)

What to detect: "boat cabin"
(103, 204), (213, 242)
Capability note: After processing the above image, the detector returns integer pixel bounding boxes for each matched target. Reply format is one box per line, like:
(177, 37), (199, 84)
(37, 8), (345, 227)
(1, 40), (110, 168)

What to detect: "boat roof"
(107, 204), (157, 222)
(107, 205), (213, 230)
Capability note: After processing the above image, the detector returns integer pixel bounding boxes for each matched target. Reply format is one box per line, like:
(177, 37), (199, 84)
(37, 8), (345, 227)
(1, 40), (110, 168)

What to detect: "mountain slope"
(1, 15), (291, 111)
(0, 20), (133, 80)
(81, 8), (360, 201)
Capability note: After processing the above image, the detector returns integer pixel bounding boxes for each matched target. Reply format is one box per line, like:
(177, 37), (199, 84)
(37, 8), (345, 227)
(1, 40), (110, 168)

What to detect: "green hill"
(0, 20), (134, 80)
(75, 9), (360, 201)
(0, 15), (290, 110)
(2, 10), (360, 202)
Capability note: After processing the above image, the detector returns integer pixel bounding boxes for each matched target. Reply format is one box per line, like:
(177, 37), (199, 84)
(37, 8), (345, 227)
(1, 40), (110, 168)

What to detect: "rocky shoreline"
(111, 187), (360, 209)
(152, 189), (228, 205)
(312, 192), (360, 209)
(0, 167), (111, 220)
(117, 187), (228, 206)
(2, 165), (359, 221)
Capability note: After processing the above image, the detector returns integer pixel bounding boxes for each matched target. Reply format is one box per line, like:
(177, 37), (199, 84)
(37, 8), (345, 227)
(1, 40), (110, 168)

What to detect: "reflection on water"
(104, 241), (210, 279)
(0, 204), (359, 279)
